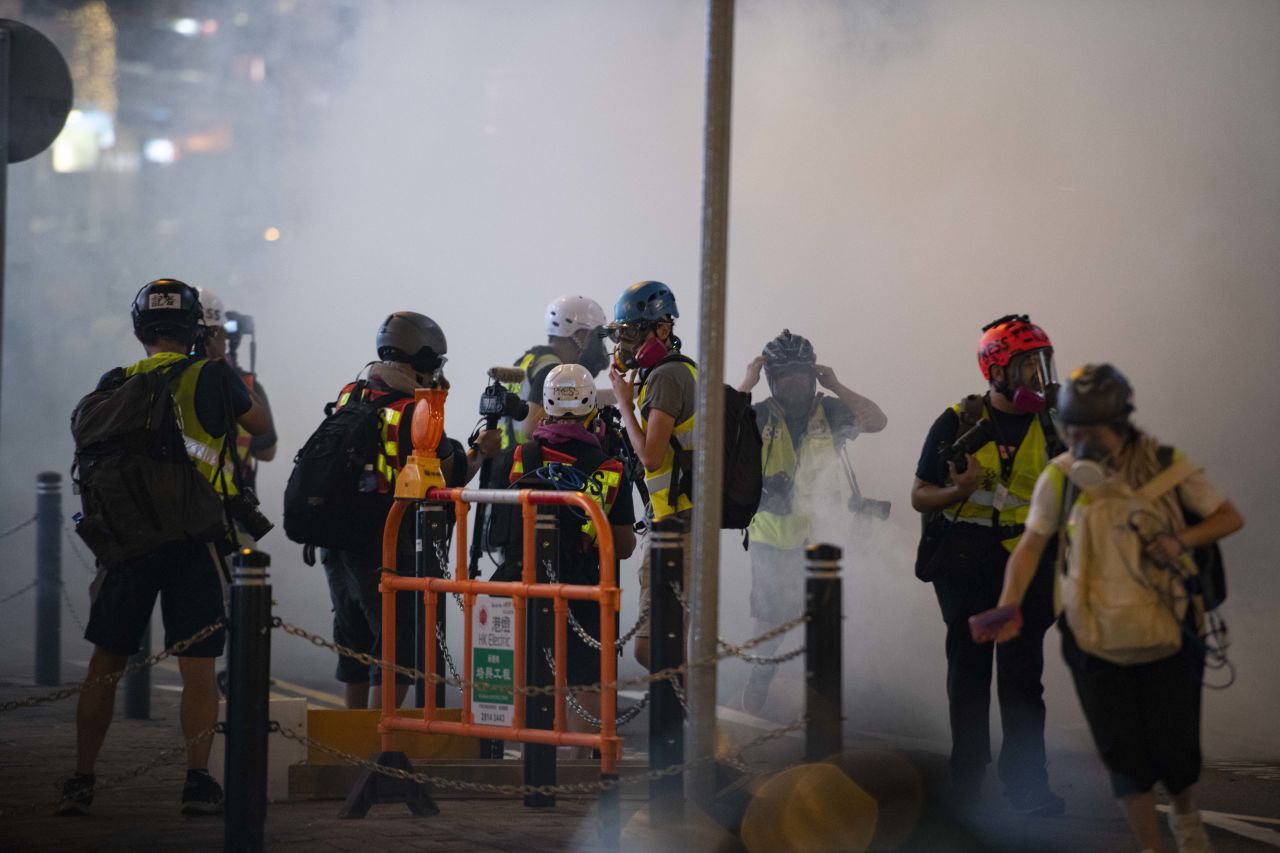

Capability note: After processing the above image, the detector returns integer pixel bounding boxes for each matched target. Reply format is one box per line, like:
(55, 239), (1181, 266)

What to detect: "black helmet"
(376, 312), (447, 373)
(1058, 363), (1134, 426)
(762, 329), (816, 370)
(131, 278), (202, 341)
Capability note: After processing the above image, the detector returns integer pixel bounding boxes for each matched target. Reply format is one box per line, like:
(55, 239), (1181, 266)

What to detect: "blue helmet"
(612, 280), (679, 324)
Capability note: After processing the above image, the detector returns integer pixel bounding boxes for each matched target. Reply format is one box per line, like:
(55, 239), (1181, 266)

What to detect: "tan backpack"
(1057, 456), (1199, 665)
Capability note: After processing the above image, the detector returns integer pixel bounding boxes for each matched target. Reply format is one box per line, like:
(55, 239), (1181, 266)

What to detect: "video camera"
(941, 419), (995, 474)
(479, 374), (529, 430)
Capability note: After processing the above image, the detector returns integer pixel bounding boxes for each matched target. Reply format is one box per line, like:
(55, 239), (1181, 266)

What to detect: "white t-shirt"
(1025, 448), (1228, 537)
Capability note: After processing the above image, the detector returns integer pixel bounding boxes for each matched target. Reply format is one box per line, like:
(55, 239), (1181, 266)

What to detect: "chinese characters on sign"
(472, 595), (515, 727)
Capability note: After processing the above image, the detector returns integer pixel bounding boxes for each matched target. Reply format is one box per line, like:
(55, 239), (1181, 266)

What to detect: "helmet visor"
(1010, 348), (1056, 393)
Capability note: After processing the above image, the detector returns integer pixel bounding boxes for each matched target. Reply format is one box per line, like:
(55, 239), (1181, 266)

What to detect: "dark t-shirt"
(103, 358), (251, 439)
(241, 372), (277, 454)
(914, 401), (1034, 487)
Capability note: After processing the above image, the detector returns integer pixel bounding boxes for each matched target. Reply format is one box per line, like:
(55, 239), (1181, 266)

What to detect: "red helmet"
(977, 314), (1052, 381)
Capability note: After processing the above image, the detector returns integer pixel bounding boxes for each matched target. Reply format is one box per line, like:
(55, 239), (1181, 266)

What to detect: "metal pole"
(0, 27), (10, 442)
(804, 544), (843, 762)
(225, 549), (272, 853)
(523, 508), (557, 808)
(687, 0), (736, 809)
(414, 504), (427, 708)
(648, 516), (686, 820)
(35, 471), (61, 686)
(123, 624), (151, 720)
(427, 504), (447, 708)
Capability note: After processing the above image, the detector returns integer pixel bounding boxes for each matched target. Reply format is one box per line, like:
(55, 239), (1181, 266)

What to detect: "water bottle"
(358, 463), (377, 493)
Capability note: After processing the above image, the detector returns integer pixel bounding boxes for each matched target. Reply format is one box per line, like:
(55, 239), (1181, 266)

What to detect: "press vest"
(124, 352), (238, 496)
(748, 397), (839, 550)
(336, 382), (414, 493)
(510, 442), (624, 542)
(636, 359), (697, 520)
(498, 346), (562, 450)
(943, 398), (1048, 552)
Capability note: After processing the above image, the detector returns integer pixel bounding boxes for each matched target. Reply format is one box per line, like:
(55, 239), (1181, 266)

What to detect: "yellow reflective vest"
(636, 359), (697, 520)
(125, 352), (238, 496)
(498, 347), (562, 450)
(943, 398), (1048, 552)
(748, 397), (839, 550)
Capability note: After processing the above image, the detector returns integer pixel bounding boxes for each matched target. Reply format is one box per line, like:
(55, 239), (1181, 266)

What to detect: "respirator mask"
(1067, 438), (1112, 492)
(576, 329), (611, 376)
(1005, 349), (1058, 415)
(606, 322), (668, 370)
(767, 367), (817, 414)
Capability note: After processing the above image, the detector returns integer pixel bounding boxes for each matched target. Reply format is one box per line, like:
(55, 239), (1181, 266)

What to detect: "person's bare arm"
(610, 524), (637, 560)
(237, 401), (268, 436)
(817, 365), (887, 433)
(992, 529), (1052, 643)
(910, 460), (981, 513)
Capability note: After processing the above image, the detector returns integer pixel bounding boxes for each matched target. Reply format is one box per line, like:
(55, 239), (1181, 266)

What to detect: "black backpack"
(70, 358), (228, 566)
(485, 441), (610, 581)
(644, 355), (763, 530)
(283, 381), (408, 550)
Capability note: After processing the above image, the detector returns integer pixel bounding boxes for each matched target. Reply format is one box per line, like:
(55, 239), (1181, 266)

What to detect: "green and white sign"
(472, 595), (515, 727)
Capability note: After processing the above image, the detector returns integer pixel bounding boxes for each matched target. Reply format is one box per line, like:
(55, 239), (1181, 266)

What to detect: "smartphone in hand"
(969, 605), (1022, 643)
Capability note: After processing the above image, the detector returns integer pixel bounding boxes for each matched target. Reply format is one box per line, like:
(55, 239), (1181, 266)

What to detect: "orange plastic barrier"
(376, 387), (622, 779)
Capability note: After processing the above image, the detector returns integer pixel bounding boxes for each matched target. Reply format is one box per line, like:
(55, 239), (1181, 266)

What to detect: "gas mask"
(576, 331), (611, 377)
(1067, 438), (1112, 491)
(1004, 349), (1058, 414)
(767, 368), (817, 415)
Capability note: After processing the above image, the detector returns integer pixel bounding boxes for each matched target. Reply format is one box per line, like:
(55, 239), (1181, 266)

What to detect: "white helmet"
(545, 295), (606, 339)
(195, 286), (225, 328)
(542, 363), (597, 418)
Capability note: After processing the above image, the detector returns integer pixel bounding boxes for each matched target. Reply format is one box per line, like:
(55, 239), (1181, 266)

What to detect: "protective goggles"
(601, 322), (653, 345)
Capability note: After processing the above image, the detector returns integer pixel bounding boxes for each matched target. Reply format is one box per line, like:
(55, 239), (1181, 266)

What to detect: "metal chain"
(60, 583), (86, 633)
(669, 581), (806, 666)
(541, 647), (649, 729)
(435, 622), (462, 683)
(0, 620), (226, 713)
(63, 525), (101, 575)
(0, 580), (37, 606)
(542, 559), (649, 652)
(0, 514), (36, 540)
(432, 537), (466, 610)
(270, 716), (806, 797)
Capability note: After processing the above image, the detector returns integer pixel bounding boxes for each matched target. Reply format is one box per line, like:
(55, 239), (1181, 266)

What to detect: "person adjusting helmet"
(736, 328), (887, 713)
(542, 362), (597, 418)
(376, 311), (448, 378)
(977, 314), (1058, 415)
(908, 312), (1067, 817)
(493, 295), (609, 452)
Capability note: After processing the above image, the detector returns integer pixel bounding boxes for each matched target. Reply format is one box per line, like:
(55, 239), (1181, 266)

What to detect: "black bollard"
(35, 472), (61, 686)
(414, 502), (449, 709)
(523, 508), (557, 808)
(647, 516), (686, 818)
(225, 549), (272, 853)
(804, 543), (843, 763)
(123, 624), (151, 720)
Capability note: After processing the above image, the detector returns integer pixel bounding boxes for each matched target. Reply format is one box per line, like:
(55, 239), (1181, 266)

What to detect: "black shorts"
(85, 540), (228, 658)
(321, 546), (416, 685)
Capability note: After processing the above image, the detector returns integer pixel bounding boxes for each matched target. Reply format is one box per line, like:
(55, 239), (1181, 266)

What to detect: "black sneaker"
(1007, 787), (1065, 817)
(180, 770), (223, 816)
(56, 773), (94, 816)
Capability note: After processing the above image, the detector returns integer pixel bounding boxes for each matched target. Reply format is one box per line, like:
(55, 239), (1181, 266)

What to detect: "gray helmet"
(132, 278), (202, 341)
(762, 329), (816, 370)
(1058, 363), (1134, 426)
(376, 312), (447, 373)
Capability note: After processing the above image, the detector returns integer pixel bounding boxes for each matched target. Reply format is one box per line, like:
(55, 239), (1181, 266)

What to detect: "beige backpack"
(1057, 456), (1199, 665)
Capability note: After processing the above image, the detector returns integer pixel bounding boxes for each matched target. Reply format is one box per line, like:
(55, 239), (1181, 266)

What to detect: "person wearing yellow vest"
(993, 364), (1243, 853)
(910, 314), (1065, 817)
(490, 363), (637, 752)
(61, 280), (268, 818)
(605, 280), (694, 669)
(495, 295), (610, 452)
(736, 329), (886, 713)
(319, 312), (476, 710)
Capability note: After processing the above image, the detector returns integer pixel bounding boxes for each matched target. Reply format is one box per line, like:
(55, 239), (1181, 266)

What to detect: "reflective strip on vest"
(943, 399), (1048, 552)
(510, 444), (622, 541)
(126, 352), (238, 497)
(636, 359), (697, 520)
(748, 398), (839, 550)
(498, 349), (563, 451)
(335, 382), (412, 494)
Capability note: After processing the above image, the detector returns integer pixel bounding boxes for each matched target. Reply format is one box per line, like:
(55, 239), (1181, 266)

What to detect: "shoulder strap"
(520, 441), (543, 477)
(1137, 457), (1198, 501)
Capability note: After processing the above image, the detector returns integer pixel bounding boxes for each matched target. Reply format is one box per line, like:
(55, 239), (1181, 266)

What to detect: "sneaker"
(1007, 786), (1065, 817)
(180, 770), (223, 816)
(1168, 807), (1214, 853)
(56, 773), (95, 816)
(739, 675), (771, 715)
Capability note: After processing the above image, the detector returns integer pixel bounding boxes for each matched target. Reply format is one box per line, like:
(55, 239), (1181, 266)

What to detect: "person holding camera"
(195, 288), (278, 512)
(909, 314), (1065, 816)
(736, 329), (886, 713)
(319, 312), (477, 710)
(59, 279), (269, 817)
(495, 295), (611, 452)
(488, 363), (637, 751)
(605, 280), (693, 669)
(991, 364), (1242, 853)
